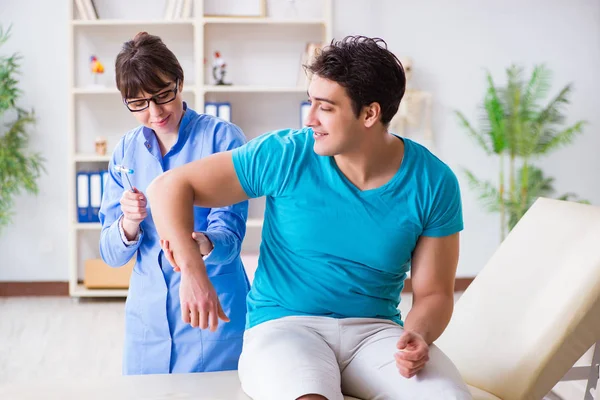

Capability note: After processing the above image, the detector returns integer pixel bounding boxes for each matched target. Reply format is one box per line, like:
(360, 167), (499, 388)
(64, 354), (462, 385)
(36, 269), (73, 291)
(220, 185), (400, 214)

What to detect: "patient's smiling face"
(305, 75), (366, 157)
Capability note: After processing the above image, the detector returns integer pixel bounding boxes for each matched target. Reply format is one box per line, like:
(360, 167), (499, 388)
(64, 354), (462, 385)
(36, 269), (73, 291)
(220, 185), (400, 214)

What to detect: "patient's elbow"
(147, 172), (169, 205)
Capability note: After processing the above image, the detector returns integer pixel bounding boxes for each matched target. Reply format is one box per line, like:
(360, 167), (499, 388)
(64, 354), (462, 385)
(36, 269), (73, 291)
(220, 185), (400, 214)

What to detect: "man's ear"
(362, 102), (382, 128)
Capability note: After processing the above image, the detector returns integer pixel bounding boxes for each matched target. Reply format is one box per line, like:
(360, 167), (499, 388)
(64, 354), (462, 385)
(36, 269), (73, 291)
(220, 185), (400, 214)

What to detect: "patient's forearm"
(404, 293), (454, 345)
(147, 172), (204, 272)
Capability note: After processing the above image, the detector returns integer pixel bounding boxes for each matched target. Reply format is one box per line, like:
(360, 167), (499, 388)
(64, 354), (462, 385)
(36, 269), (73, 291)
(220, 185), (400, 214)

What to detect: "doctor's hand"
(179, 262), (230, 331)
(395, 330), (430, 379)
(192, 232), (214, 256)
(160, 232), (213, 272)
(120, 188), (147, 240)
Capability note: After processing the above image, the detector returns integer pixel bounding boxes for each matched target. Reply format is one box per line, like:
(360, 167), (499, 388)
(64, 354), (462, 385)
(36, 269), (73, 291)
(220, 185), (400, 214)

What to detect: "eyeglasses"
(124, 80), (179, 112)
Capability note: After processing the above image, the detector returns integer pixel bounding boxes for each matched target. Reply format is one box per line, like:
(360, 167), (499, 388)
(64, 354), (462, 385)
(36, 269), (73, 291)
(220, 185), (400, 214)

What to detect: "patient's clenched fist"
(395, 330), (430, 378)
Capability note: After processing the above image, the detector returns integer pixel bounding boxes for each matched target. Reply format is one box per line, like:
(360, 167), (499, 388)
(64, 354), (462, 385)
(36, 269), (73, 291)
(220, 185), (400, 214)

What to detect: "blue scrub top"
(99, 104), (250, 375)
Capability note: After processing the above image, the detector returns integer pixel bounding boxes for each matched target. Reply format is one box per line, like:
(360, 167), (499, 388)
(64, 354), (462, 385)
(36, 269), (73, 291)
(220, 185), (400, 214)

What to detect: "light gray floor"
(0, 294), (412, 386)
(0, 297), (125, 385)
(0, 294), (570, 399)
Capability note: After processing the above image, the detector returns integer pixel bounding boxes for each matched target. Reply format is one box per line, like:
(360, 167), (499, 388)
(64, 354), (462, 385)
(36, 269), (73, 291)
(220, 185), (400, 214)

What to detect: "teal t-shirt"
(231, 128), (463, 329)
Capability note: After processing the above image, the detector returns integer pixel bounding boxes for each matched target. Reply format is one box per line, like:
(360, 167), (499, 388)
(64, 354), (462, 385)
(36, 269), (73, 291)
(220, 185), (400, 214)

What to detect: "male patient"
(148, 36), (472, 400)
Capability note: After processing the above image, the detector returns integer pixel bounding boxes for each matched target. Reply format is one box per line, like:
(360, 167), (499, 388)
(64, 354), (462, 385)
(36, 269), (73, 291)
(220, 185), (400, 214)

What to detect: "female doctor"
(99, 32), (250, 375)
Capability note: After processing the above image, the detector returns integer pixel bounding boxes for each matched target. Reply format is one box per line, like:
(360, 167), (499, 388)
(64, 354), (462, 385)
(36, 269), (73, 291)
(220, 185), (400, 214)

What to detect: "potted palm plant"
(457, 64), (586, 240)
(0, 25), (45, 233)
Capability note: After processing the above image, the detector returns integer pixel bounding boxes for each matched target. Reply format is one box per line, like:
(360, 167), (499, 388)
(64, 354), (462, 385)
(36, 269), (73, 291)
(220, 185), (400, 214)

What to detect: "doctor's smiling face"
(115, 32), (186, 136)
(124, 78), (185, 136)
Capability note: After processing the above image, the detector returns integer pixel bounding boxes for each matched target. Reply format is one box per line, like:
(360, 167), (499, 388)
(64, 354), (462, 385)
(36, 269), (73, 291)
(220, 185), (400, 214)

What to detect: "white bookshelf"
(73, 86), (195, 95)
(203, 85), (306, 93)
(202, 17), (327, 25)
(73, 222), (102, 231)
(68, 0), (332, 297)
(72, 19), (195, 26)
(74, 154), (111, 162)
(72, 220), (263, 230)
(72, 283), (129, 297)
(246, 218), (264, 228)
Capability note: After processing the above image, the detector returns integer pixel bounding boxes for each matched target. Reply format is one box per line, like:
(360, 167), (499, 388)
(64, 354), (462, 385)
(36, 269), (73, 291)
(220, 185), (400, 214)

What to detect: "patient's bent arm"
(147, 151), (249, 270)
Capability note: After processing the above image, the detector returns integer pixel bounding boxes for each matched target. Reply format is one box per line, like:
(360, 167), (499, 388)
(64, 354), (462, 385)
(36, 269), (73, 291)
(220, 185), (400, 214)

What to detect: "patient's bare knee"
(296, 395), (328, 400)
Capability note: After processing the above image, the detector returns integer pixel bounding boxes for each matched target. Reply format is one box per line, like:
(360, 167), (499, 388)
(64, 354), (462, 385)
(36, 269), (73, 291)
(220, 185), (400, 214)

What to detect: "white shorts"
(238, 316), (472, 400)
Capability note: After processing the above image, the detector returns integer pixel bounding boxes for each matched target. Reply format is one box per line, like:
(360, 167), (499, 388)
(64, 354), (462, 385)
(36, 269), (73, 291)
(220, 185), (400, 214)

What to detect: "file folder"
(101, 169), (109, 200)
(300, 101), (310, 127)
(205, 102), (232, 122)
(217, 103), (231, 122)
(204, 102), (218, 117)
(76, 172), (90, 223)
(89, 171), (102, 223)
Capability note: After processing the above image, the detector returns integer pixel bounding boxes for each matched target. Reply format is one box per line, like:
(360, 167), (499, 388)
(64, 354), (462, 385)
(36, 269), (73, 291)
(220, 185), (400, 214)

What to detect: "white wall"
(1, 0), (599, 280)
(333, 0), (600, 276)
(0, 1), (70, 280)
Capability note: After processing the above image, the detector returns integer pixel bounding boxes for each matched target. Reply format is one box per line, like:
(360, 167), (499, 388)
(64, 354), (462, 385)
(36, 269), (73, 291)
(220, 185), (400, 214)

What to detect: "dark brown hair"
(115, 32), (184, 99)
(305, 35), (406, 125)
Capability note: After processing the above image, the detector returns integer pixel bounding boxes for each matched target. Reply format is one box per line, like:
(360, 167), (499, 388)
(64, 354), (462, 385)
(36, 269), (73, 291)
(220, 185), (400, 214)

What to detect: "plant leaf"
(464, 169), (501, 212)
(0, 25), (45, 234)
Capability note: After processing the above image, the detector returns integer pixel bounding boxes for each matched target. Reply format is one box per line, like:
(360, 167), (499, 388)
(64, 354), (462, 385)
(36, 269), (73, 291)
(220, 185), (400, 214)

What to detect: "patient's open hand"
(158, 236), (229, 330)
(179, 261), (230, 331)
(395, 330), (430, 379)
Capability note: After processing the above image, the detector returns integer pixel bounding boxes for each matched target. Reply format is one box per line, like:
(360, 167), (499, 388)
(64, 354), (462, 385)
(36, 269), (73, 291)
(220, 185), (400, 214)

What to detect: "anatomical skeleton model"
(389, 57), (433, 150)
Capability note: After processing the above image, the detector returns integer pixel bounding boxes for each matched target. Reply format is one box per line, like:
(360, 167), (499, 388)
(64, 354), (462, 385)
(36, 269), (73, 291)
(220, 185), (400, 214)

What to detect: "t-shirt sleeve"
(422, 166), (464, 237)
(231, 129), (301, 198)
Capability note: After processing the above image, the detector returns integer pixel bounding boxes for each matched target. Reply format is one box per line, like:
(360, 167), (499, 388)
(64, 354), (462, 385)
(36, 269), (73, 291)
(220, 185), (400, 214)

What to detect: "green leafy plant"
(0, 25), (45, 232)
(457, 64), (586, 240)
